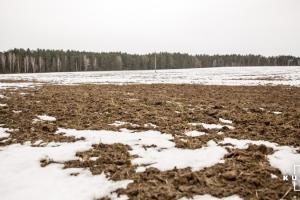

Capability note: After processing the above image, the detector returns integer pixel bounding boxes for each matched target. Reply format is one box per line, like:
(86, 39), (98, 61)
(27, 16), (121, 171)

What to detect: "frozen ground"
(0, 66), (299, 88)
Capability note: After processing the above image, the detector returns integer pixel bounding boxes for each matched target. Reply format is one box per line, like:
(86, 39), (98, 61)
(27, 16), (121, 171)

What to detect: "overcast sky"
(1, 0), (300, 56)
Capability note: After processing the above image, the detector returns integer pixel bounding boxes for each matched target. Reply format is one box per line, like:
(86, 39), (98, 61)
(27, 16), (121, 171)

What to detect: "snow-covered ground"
(1, 126), (299, 200)
(0, 66), (299, 88)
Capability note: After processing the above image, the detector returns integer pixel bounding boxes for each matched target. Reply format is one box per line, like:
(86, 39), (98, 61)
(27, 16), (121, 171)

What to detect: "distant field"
(0, 66), (300, 88)
(0, 68), (300, 200)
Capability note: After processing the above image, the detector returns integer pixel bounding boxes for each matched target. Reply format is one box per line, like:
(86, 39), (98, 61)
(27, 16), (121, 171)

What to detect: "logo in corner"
(283, 165), (299, 192)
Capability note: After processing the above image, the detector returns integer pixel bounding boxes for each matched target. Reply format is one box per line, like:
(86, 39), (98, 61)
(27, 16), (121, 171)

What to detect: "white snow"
(268, 149), (300, 186)
(271, 174), (278, 179)
(1, 113), (299, 200)
(0, 103), (7, 107)
(0, 82), (41, 90)
(0, 66), (299, 86)
(0, 127), (10, 138)
(185, 130), (206, 137)
(221, 138), (278, 149)
(132, 141), (226, 171)
(19, 92), (29, 95)
(33, 140), (43, 146)
(89, 157), (98, 161)
(0, 94), (7, 98)
(109, 121), (139, 128)
(109, 121), (127, 127)
(0, 143), (132, 200)
(273, 111), (282, 115)
(144, 123), (158, 128)
(180, 194), (242, 200)
(217, 131), (224, 135)
(1, 125), (300, 199)
(201, 123), (224, 129)
(12, 110), (22, 114)
(219, 118), (233, 124)
(34, 115), (57, 122)
(56, 128), (228, 172)
(189, 123), (234, 130)
(135, 166), (146, 173)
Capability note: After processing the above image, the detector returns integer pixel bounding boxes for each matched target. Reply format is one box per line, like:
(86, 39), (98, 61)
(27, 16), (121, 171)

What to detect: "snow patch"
(180, 194), (242, 200)
(13, 110), (22, 114)
(0, 66), (299, 86)
(273, 111), (282, 115)
(0, 144), (131, 200)
(132, 141), (226, 171)
(144, 123), (158, 128)
(219, 118), (233, 124)
(109, 121), (139, 128)
(0, 103), (7, 107)
(0, 82), (40, 90)
(221, 138), (278, 149)
(109, 121), (127, 127)
(0, 127), (10, 138)
(33, 115), (56, 123)
(217, 131), (224, 135)
(56, 128), (228, 172)
(268, 149), (300, 186)
(135, 166), (146, 173)
(185, 130), (206, 137)
(89, 157), (98, 161)
(189, 123), (234, 130)
(271, 174), (278, 179)
(0, 94), (7, 98)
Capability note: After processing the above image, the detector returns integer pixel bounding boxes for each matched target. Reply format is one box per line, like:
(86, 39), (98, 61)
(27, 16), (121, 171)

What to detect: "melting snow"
(144, 123), (158, 128)
(56, 128), (228, 172)
(271, 174), (278, 179)
(0, 127), (10, 138)
(0, 82), (40, 90)
(0, 66), (299, 86)
(1, 126), (299, 199)
(0, 143), (131, 200)
(185, 130), (206, 137)
(219, 118), (233, 124)
(189, 123), (234, 130)
(109, 121), (127, 127)
(0, 103), (7, 107)
(0, 94), (7, 98)
(180, 194), (242, 200)
(33, 115), (57, 123)
(12, 110), (22, 114)
(109, 121), (139, 128)
(217, 131), (224, 135)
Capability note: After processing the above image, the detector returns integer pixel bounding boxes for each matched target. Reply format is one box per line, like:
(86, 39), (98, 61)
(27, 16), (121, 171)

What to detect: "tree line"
(0, 48), (299, 73)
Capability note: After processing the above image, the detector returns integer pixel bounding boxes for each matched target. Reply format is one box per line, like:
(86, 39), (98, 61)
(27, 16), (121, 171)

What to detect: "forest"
(0, 48), (299, 73)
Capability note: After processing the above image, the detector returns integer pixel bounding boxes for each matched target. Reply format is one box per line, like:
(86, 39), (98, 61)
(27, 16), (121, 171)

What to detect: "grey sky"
(1, 0), (300, 56)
